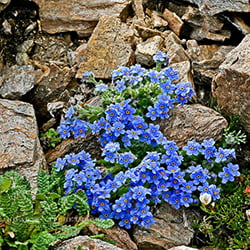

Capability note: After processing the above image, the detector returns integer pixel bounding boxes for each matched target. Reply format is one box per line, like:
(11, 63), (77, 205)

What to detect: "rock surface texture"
(160, 104), (228, 147)
(0, 99), (47, 192)
(133, 202), (199, 249)
(33, 0), (130, 36)
(55, 235), (123, 250)
(212, 34), (250, 135)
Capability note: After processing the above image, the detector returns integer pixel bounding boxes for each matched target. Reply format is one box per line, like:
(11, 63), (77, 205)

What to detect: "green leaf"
(0, 177), (12, 193)
(92, 218), (115, 229)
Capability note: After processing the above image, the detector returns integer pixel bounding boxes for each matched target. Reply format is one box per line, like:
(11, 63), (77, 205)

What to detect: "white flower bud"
(246, 209), (250, 222)
(199, 193), (212, 205)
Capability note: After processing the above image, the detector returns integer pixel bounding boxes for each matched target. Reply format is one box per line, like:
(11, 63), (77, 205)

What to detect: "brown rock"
(163, 32), (190, 64)
(159, 104), (228, 147)
(150, 10), (169, 28)
(133, 202), (198, 249)
(212, 34), (250, 135)
(162, 8), (184, 36)
(0, 99), (47, 193)
(45, 133), (101, 165)
(182, 6), (231, 42)
(135, 35), (164, 66)
(76, 15), (134, 79)
(33, 0), (130, 36)
(54, 235), (123, 250)
(87, 223), (138, 250)
(26, 63), (75, 121)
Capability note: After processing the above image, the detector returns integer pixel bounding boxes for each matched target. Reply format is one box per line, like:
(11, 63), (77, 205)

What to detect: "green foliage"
(40, 128), (62, 149)
(0, 170), (114, 249)
(193, 173), (250, 249)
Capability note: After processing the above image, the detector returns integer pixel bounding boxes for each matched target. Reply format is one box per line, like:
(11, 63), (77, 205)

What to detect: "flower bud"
(199, 193), (212, 205)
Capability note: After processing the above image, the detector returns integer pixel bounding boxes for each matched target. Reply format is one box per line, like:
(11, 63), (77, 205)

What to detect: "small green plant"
(0, 169), (114, 249)
(192, 172), (250, 249)
(40, 128), (62, 149)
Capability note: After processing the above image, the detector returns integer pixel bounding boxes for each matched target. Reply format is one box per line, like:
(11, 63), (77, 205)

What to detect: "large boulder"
(212, 34), (250, 135)
(33, 0), (131, 36)
(160, 104), (228, 147)
(76, 15), (134, 79)
(133, 202), (199, 249)
(0, 99), (47, 193)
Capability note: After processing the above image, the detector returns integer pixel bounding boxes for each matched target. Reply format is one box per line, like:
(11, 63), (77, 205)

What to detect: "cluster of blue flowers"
(55, 51), (240, 229)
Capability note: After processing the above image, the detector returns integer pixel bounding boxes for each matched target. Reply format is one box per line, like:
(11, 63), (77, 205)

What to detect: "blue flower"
(218, 166), (235, 183)
(227, 162), (240, 177)
(146, 106), (158, 120)
(65, 106), (75, 119)
(73, 171), (87, 185)
(116, 79), (126, 92)
(181, 181), (196, 193)
(118, 152), (136, 167)
(183, 140), (201, 156)
(169, 193), (182, 209)
(215, 148), (229, 162)
(160, 80), (175, 94)
(55, 157), (67, 171)
(202, 146), (216, 160)
(131, 186), (151, 202)
(190, 167), (208, 185)
(153, 50), (167, 63)
(112, 122), (125, 137)
(103, 151), (117, 163)
(180, 193), (193, 207)
(209, 184), (220, 200)
(121, 135), (131, 147)
(126, 129), (141, 140)
(147, 69), (163, 83)
(65, 153), (80, 165)
(104, 142), (120, 152)
(162, 67), (179, 81)
(72, 119), (89, 138)
(95, 83), (108, 92)
(81, 71), (93, 82)
(58, 124), (71, 139)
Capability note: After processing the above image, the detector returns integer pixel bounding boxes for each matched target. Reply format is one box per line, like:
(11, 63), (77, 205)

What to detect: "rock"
(223, 15), (250, 35)
(132, 0), (146, 25)
(133, 202), (199, 249)
(54, 235), (123, 250)
(212, 34), (250, 135)
(45, 133), (102, 165)
(0, 65), (38, 99)
(0, 0), (11, 13)
(134, 24), (164, 39)
(87, 223), (138, 250)
(148, 10), (168, 29)
(135, 35), (164, 66)
(168, 247), (198, 250)
(182, 6), (231, 42)
(186, 0), (250, 16)
(163, 31), (190, 64)
(162, 8), (184, 36)
(31, 33), (77, 67)
(26, 63), (75, 121)
(76, 15), (134, 79)
(160, 104), (228, 147)
(33, 0), (130, 36)
(0, 99), (47, 193)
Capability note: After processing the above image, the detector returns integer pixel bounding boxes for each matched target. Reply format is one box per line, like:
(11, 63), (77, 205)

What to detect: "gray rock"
(54, 235), (123, 250)
(0, 99), (47, 193)
(160, 104), (228, 147)
(185, 0), (250, 16)
(133, 202), (199, 249)
(182, 6), (231, 42)
(212, 34), (250, 135)
(168, 247), (198, 250)
(76, 15), (134, 79)
(33, 0), (131, 36)
(0, 65), (37, 99)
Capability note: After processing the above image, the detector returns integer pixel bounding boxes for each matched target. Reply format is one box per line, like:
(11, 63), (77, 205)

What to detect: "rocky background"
(0, 0), (250, 249)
